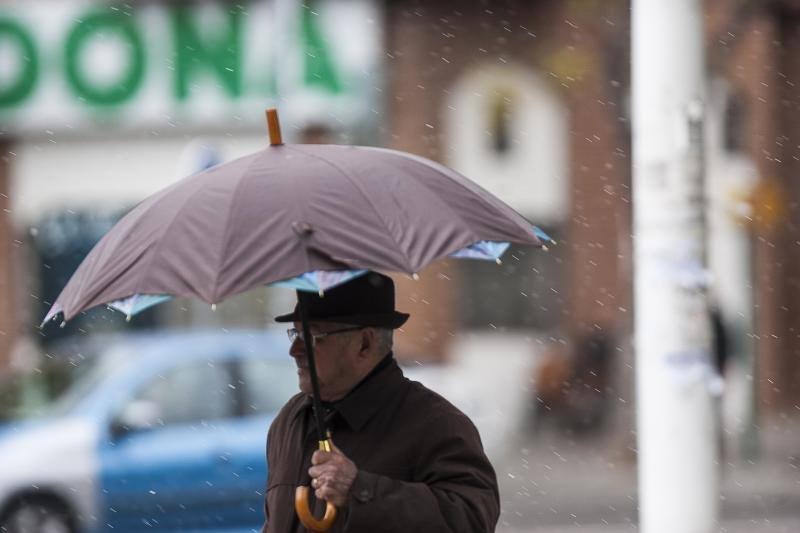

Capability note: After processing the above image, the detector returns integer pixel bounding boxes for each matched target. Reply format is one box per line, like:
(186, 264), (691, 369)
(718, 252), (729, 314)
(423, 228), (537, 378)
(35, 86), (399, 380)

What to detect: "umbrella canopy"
(43, 133), (547, 325)
(41, 109), (552, 532)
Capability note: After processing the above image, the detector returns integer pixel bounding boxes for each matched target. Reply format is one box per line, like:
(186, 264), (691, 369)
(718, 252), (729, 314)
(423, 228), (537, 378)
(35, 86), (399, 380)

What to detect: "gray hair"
(374, 328), (394, 356)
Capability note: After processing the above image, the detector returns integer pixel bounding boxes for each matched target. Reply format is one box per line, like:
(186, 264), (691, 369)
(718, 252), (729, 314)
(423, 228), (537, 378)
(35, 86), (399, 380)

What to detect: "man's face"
(289, 321), (365, 402)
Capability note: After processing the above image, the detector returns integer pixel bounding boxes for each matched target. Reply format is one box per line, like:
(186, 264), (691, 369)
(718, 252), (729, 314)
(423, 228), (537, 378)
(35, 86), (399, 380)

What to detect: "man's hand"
(308, 442), (357, 507)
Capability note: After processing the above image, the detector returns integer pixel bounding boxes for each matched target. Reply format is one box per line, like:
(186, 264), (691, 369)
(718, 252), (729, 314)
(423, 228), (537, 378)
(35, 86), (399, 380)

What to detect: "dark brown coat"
(262, 357), (499, 532)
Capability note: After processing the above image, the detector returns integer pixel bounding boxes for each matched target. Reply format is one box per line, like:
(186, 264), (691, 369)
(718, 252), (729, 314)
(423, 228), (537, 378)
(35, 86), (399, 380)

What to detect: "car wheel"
(1, 500), (73, 533)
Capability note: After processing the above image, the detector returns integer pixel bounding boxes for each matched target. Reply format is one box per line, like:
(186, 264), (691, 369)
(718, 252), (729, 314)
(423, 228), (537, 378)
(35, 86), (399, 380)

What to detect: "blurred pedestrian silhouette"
(532, 331), (612, 436)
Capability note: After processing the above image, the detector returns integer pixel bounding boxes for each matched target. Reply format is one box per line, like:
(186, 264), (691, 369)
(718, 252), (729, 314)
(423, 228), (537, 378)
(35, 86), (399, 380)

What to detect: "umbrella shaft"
(298, 292), (328, 443)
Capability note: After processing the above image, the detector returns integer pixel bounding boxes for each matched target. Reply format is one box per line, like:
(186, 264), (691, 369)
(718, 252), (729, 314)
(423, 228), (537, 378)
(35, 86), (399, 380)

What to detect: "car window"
(134, 360), (235, 426)
(48, 346), (132, 417)
(239, 358), (297, 416)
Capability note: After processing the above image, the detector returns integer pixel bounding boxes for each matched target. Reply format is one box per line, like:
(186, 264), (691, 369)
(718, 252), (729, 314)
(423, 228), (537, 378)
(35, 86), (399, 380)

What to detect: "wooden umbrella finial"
(266, 108), (283, 146)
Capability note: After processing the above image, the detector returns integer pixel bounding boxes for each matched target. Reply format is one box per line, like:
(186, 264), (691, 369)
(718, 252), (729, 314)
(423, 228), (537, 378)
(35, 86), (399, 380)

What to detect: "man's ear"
(358, 328), (374, 357)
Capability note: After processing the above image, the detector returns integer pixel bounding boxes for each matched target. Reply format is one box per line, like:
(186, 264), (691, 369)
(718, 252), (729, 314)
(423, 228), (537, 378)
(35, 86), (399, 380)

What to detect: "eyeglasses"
(286, 326), (364, 347)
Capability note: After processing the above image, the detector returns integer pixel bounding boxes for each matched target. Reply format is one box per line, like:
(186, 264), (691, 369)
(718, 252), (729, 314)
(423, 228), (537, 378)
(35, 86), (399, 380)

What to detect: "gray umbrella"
(43, 109), (548, 532)
(44, 112), (545, 325)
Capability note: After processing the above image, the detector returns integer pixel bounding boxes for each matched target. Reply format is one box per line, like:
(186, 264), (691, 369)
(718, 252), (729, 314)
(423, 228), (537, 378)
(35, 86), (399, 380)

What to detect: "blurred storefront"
(0, 0), (383, 364)
(382, 0), (800, 440)
(0, 0), (798, 440)
(384, 0), (632, 433)
(708, 0), (800, 418)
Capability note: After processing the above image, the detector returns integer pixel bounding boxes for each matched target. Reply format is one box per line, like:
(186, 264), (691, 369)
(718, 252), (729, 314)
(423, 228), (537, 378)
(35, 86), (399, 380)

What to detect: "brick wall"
(0, 144), (15, 370)
(384, 0), (800, 416)
(777, 7), (800, 411)
(384, 0), (632, 368)
(713, 1), (800, 412)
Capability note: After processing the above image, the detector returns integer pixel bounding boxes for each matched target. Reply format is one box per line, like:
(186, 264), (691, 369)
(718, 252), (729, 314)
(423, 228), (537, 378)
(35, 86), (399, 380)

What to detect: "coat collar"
(291, 353), (405, 432)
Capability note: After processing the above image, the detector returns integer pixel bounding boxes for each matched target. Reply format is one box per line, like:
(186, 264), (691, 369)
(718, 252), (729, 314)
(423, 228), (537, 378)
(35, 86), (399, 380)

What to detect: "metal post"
(632, 0), (718, 531)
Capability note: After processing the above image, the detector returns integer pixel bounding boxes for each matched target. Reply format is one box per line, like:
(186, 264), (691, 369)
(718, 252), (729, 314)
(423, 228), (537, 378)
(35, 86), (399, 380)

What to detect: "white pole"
(632, 0), (718, 532)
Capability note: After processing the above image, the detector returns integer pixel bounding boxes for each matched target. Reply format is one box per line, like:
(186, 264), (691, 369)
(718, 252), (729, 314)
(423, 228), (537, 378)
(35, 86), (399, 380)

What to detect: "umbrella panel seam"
(211, 152), (265, 302)
(356, 148), (513, 259)
(288, 145), (416, 272)
(135, 174), (225, 305)
(363, 146), (538, 240)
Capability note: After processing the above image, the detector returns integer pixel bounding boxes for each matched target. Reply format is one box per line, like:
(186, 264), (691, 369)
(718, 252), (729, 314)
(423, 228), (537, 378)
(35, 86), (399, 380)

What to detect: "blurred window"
(134, 360), (235, 426)
(489, 90), (514, 155)
(457, 230), (565, 330)
(49, 345), (131, 417)
(299, 123), (336, 144)
(723, 91), (746, 154)
(31, 209), (160, 348)
(238, 357), (297, 416)
(0, 342), (131, 421)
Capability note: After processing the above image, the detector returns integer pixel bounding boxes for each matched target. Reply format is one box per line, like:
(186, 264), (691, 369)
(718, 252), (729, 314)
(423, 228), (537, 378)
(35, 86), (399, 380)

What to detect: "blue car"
(0, 330), (297, 533)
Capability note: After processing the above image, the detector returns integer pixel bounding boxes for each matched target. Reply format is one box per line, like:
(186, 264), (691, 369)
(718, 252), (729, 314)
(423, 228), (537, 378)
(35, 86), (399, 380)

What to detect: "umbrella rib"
(134, 178), (222, 304)
(60, 198), (156, 317)
(361, 148), (505, 254)
(287, 145), (416, 272)
(363, 146), (538, 240)
(73, 244), (155, 319)
(210, 154), (264, 302)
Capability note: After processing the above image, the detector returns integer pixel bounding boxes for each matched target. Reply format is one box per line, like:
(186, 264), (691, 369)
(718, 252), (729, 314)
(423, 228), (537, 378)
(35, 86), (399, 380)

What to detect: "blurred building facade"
(384, 0), (800, 434)
(0, 0), (798, 434)
(0, 0), (384, 357)
(384, 0), (632, 434)
(708, 0), (800, 416)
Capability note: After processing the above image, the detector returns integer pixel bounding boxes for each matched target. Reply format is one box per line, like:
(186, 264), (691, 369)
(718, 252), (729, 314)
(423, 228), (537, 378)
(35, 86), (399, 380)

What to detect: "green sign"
(64, 10), (146, 105)
(171, 6), (244, 101)
(0, 18), (38, 107)
(0, 1), (378, 133)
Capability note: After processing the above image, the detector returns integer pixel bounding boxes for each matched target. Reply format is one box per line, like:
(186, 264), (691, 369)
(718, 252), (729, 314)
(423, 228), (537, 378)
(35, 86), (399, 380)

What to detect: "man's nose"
(289, 338), (306, 358)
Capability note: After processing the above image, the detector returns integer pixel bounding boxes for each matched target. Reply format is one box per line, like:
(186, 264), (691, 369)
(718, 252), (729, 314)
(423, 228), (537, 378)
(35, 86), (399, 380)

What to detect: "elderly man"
(262, 272), (499, 532)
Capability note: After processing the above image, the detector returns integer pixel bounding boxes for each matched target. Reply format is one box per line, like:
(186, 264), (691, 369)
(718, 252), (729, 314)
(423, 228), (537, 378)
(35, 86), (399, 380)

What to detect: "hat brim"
(274, 311), (409, 329)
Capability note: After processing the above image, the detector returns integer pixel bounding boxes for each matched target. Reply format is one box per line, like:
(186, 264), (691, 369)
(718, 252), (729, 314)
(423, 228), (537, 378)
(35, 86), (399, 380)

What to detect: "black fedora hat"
(275, 272), (409, 329)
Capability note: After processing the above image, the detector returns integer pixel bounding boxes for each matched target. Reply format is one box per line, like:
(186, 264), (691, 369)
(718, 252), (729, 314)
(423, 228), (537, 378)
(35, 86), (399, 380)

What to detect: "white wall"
(10, 135), (267, 225)
(443, 64), (569, 223)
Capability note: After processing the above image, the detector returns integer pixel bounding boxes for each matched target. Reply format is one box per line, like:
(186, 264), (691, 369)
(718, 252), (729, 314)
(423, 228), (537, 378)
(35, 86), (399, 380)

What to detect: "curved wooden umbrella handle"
(295, 485), (337, 532)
